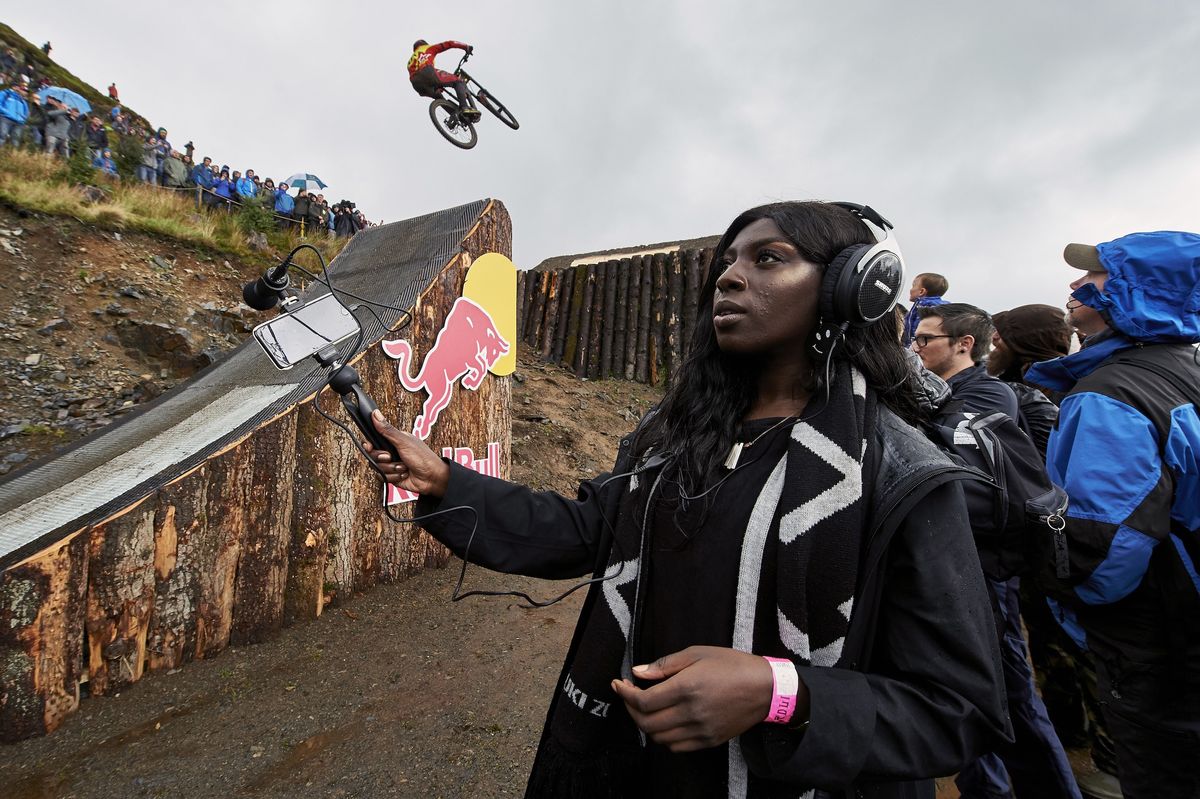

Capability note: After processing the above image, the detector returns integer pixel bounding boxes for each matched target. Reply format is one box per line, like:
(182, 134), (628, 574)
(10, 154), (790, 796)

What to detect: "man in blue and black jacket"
(1026, 231), (1200, 799)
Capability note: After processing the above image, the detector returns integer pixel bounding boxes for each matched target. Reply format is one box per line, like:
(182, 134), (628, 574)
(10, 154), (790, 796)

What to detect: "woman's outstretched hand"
(364, 409), (451, 498)
(611, 646), (807, 752)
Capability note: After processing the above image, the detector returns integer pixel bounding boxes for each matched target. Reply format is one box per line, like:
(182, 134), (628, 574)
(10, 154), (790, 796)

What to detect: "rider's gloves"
(466, 45), (475, 54)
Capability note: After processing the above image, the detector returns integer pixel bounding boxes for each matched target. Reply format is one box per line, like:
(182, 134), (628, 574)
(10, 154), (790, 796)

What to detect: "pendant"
(723, 442), (744, 470)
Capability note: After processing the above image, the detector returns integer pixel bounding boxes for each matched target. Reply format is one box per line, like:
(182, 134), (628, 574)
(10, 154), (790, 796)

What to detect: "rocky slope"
(0, 205), (267, 475)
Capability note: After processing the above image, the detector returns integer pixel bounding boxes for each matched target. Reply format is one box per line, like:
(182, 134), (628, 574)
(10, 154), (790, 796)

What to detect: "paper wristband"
(763, 656), (799, 724)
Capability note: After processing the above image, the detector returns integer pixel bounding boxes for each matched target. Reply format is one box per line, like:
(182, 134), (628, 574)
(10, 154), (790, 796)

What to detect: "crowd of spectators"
(0, 42), (374, 238)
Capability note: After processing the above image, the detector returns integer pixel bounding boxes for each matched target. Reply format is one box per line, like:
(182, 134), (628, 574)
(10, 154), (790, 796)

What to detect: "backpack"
(927, 399), (1070, 582)
(1005, 381), (1059, 459)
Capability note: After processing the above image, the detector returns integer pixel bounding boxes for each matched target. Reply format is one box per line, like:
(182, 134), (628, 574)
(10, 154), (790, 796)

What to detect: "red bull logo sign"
(382, 253), (516, 505)
(381, 298), (509, 440)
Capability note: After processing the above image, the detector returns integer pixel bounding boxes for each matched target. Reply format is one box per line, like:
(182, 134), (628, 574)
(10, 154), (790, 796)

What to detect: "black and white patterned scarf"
(527, 363), (875, 799)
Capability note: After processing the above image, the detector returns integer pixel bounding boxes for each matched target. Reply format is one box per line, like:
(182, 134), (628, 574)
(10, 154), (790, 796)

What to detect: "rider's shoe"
(462, 108), (482, 121)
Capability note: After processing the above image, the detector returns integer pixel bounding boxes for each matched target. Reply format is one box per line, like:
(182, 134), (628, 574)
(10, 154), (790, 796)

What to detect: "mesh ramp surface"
(0, 199), (489, 570)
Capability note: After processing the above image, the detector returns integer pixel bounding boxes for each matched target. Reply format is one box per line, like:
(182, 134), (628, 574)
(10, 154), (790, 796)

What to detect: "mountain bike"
(428, 52), (520, 150)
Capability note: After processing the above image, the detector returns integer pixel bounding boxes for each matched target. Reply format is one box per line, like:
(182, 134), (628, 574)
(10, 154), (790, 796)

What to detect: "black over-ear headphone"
(818, 202), (906, 328)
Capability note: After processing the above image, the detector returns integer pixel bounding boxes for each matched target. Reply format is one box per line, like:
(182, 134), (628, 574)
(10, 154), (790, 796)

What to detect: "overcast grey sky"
(7, 1), (1200, 310)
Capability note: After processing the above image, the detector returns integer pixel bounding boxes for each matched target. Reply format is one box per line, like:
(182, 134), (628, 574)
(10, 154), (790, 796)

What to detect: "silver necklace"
(723, 415), (801, 470)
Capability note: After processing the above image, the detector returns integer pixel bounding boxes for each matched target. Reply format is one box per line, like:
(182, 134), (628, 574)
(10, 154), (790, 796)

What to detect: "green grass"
(0, 148), (348, 267)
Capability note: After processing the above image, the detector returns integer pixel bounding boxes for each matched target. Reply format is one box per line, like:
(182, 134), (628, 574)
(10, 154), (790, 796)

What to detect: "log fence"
(518, 246), (713, 387)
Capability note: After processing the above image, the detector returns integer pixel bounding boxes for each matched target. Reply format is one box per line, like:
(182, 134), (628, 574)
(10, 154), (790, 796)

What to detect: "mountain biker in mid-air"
(408, 39), (480, 121)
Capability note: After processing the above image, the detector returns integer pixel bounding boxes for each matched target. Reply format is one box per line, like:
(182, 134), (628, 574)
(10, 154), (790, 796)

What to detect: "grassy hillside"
(0, 23), (150, 130)
(0, 148), (347, 265)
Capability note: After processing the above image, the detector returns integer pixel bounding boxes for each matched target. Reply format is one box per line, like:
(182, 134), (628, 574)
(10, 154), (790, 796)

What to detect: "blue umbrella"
(283, 173), (327, 191)
(37, 86), (91, 114)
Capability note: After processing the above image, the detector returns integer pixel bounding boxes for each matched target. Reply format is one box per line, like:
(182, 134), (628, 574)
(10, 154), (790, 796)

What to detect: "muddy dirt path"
(1, 564), (584, 798)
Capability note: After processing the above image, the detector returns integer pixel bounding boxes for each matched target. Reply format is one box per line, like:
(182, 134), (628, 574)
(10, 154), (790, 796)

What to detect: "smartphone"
(251, 293), (360, 370)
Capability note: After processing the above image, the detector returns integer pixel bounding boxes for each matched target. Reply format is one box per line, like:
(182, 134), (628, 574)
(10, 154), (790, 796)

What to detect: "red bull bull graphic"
(381, 297), (509, 440)
(382, 253), (516, 505)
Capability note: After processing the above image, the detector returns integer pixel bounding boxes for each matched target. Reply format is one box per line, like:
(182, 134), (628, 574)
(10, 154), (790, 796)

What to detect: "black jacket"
(418, 408), (1008, 798)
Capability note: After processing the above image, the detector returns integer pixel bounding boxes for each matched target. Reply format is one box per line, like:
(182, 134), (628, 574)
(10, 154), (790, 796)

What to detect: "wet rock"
(24, 353), (41, 366)
(79, 185), (108, 205)
(37, 318), (72, 335)
(151, 255), (174, 270)
(105, 302), (132, 317)
(246, 231), (271, 253)
(118, 286), (146, 300)
(3, 451), (28, 464)
(114, 319), (210, 376)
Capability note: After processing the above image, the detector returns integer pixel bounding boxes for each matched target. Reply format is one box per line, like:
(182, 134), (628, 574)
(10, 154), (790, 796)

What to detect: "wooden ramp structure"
(0, 199), (513, 742)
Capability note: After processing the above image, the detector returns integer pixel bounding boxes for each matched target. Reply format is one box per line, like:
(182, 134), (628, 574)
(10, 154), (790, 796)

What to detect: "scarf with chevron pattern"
(527, 362), (875, 799)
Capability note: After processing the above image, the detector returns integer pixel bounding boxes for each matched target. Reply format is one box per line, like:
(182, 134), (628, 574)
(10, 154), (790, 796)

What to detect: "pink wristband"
(763, 656), (798, 724)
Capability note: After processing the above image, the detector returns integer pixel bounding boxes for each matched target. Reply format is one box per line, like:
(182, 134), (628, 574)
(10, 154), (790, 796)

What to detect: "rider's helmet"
(412, 39), (428, 50)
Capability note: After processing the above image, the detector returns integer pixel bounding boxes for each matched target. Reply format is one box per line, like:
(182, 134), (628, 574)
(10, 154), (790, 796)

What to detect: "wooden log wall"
(0, 202), (513, 742)
(518, 246), (714, 387)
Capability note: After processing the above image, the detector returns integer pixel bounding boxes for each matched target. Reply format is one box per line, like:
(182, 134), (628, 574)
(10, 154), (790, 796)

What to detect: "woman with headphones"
(366, 200), (1008, 798)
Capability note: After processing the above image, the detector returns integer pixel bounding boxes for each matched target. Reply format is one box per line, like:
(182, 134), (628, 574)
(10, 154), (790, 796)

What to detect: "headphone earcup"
(820, 245), (867, 325)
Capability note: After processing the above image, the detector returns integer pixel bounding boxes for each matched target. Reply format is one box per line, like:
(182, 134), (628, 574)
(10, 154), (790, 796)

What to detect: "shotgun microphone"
(242, 256), (293, 310)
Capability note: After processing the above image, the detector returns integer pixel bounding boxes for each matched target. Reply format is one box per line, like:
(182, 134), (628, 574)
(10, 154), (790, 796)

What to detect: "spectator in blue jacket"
(1026, 233), (1200, 799)
(0, 83), (30, 146)
(902, 272), (949, 347)
(211, 169), (234, 208)
(92, 148), (119, 178)
(189, 155), (214, 195)
(236, 169), (257, 199)
(274, 182), (295, 228)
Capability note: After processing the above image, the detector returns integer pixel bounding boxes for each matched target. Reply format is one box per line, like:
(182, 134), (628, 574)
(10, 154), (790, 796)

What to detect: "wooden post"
(0, 533), (88, 741)
(230, 413), (298, 645)
(540, 270), (561, 358)
(683, 248), (701, 358)
(85, 501), (158, 696)
(698, 248), (715, 291)
(563, 265), (587, 373)
(600, 261), (618, 379)
(528, 271), (549, 352)
(612, 259), (630, 381)
(516, 270), (527, 342)
(586, 263), (605, 379)
(145, 467), (211, 673)
(521, 267), (539, 343)
(624, 257), (640, 380)
(635, 255), (652, 383)
(575, 265), (596, 377)
(649, 253), (667, 386)
(666, 251), (684, 386)
(552, 268), (574, 365)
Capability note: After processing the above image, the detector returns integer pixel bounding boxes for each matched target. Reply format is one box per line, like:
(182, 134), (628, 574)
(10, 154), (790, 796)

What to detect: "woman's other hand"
(365, 409), (450, 498)
(610, 646), (808, 752)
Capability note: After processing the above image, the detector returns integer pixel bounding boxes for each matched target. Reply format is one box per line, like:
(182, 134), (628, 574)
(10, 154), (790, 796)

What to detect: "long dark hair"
(635, 201), (925, 494)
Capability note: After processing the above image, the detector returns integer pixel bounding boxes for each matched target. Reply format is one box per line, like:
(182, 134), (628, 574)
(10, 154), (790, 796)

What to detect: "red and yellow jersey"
(407, 41), (469, 78)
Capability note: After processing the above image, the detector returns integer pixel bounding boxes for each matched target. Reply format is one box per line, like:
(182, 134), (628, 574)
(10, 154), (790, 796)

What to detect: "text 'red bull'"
(385, 442), (500, 505)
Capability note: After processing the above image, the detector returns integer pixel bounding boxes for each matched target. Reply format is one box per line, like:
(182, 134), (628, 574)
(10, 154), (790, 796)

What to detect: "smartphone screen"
(251, 294), (360, 369)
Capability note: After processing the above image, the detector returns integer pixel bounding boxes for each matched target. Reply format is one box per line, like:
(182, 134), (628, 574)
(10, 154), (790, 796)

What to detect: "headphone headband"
(828, 201), (894, 233)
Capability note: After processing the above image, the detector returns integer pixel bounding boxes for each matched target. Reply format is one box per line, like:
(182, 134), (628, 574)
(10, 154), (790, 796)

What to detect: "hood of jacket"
(1074, 230), (1200, 343)
(1023, 329), (1134, 394)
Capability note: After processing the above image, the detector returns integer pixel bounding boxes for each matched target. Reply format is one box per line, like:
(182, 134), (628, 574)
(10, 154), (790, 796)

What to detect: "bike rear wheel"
(474, 88), (519, 130)
(429, 100), (478, 149)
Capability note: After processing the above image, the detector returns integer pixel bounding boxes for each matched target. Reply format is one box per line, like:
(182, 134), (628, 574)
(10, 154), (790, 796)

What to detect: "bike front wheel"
(429, 100), (478, 149)
(474, 88), (519, 130)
